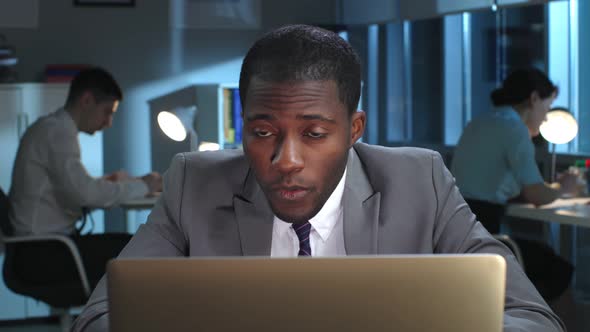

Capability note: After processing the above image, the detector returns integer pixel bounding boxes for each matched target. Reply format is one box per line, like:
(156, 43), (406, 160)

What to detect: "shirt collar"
(59, 107), (79, 133)
(275, 167), (347, 242)
(309, 167), (346, 241)
(496, 105), (522, 121)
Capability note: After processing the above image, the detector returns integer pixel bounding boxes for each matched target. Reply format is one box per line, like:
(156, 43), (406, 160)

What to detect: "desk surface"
(121, 195), (590, 227)
(506, 197), (590, 228)
(120, 196), (158, 210)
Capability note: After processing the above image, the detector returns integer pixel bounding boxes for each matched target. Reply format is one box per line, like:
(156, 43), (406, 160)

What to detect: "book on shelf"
(232, 88), (242, 145)
(44, 64), (90, 83)
(223, 88), (234, 144)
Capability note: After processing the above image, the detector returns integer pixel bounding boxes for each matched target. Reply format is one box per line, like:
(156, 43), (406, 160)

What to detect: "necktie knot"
(293, 222), (312, 256)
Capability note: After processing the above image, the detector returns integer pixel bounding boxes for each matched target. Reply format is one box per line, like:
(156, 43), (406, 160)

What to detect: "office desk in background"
(120, 195), (590, 234)
(120, 196), (159, 211)
(506, 197), (590, 278)
(507, 197), (590, 228)
(120, 196), (159, 233)
(121, 196), (590, 231)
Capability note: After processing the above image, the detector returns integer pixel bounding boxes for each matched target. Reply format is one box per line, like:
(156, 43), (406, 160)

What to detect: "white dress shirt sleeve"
(46, 123), (148, 209)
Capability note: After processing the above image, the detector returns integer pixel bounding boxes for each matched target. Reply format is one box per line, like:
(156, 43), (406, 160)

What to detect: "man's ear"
(80, 91), (95, 107)
(529, 91), (540, 105)
(350, 110), (366, 145)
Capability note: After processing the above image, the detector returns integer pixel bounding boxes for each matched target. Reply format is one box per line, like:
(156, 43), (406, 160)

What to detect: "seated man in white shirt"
(8, 67), (162, 288)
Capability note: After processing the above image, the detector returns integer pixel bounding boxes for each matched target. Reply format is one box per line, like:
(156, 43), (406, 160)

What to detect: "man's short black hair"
(239, 24), (362, 116)
(65, 67), (123, 106)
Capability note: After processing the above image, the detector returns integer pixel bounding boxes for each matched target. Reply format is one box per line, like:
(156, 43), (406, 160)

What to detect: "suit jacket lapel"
(234, 148), (380, 256)
(343, 148), (380, 255)
(234, 169), (274, 256)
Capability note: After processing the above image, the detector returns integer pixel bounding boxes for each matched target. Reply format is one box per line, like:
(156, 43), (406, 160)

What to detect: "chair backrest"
(492, 234), (524, 268)
(1, 185), (90, 329)
(465, 198), (506, 234)
(0, 186), (15, 237)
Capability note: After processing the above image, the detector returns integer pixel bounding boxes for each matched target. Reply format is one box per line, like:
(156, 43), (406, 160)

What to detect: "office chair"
(0, 187), (90, 332)
(464, 199), (505, 234)
(492, 234), (524, 268)
(464, 199), (523, 264)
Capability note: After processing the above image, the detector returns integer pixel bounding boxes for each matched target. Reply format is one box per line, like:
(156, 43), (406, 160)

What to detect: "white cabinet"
(0, 83), (104, 320)
(0, 87), (21, 193)
(0, 84), (70, 191)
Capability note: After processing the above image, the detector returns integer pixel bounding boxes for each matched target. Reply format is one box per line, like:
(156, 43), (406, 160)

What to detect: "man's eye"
(255, 130), (272, 137)
(306, 132), (326, 139)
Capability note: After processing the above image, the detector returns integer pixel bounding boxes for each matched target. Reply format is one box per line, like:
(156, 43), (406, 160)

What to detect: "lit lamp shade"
(156, 105), (220, 152)
(157, 106), (196, 142)
(539, 108), (578, 145)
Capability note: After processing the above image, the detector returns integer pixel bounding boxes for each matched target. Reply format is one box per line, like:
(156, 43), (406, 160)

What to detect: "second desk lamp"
(539, 107), (578, 182)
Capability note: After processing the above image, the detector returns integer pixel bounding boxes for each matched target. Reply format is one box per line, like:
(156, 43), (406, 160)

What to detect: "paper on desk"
(540, 197), (590, 209)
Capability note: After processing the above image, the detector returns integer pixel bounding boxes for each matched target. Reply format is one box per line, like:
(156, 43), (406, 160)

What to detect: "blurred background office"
(1, 0), (590, 331)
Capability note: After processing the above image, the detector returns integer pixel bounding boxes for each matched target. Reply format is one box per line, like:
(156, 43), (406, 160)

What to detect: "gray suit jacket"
(72, 143), (564, 332)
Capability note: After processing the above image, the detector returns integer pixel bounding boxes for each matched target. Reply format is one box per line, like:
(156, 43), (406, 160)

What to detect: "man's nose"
(271, 136), (304, 174)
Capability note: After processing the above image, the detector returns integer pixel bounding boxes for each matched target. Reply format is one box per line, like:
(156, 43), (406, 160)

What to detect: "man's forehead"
(245, 79), (339, 102)
(243, 84), (350, 126)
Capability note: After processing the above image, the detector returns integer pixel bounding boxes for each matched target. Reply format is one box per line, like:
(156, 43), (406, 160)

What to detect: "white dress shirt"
(271, 168), (347, 257)
(8, 108), (148, 235)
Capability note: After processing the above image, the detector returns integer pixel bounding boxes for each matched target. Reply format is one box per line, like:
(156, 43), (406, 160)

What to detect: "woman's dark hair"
(490, 68), (557, 107)
(239, 24), (362, 116)
(65, 67), (123, 106)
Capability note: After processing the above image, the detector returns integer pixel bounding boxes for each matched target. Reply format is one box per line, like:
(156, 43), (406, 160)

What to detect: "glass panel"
(374, 3), (554, 147)
(409, 17), (444, 143)
(358, 1), (588, 159)
(385, 22), (407, 142)
(548, 0), (574, 153)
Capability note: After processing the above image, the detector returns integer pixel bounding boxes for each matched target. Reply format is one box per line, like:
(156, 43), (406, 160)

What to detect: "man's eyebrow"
(297, 114), (337, 123)
(244, 113), (337, 123)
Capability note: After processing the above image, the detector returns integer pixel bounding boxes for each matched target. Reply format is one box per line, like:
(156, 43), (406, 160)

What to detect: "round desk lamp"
(157, 106), (198, 150)
(157, 106), (220, 152)
(539, 107), (578, 182)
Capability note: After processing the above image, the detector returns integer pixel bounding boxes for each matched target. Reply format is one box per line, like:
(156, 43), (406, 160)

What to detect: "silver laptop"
(108, 255), (505, 332)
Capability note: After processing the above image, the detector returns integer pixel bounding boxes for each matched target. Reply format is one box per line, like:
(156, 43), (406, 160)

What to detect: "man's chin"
(272, 208), (315, 224)
(266, 192), (324, 223)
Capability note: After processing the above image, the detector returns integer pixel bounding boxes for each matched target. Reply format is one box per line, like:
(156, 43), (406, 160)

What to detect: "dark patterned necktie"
(293, 222), (312, 256)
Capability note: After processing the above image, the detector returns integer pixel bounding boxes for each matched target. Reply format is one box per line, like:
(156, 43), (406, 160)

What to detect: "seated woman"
(451, 68), (577, 232)
(451, 68), (576, 302)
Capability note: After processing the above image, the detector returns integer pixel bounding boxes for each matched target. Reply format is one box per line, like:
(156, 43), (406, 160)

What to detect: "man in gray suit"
(72, 25), (564, 332)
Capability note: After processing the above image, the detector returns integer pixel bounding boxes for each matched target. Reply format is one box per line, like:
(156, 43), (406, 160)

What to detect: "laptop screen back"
(108, 255), (505, 332)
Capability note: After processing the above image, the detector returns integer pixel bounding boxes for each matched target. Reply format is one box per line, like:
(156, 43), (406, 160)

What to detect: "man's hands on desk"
(555, 171), (579, 197)
(511, 170), (581, 207)
(141, 172), (163, 196)
(103, 170), (131, 182)
(103, 170), (163, 196)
